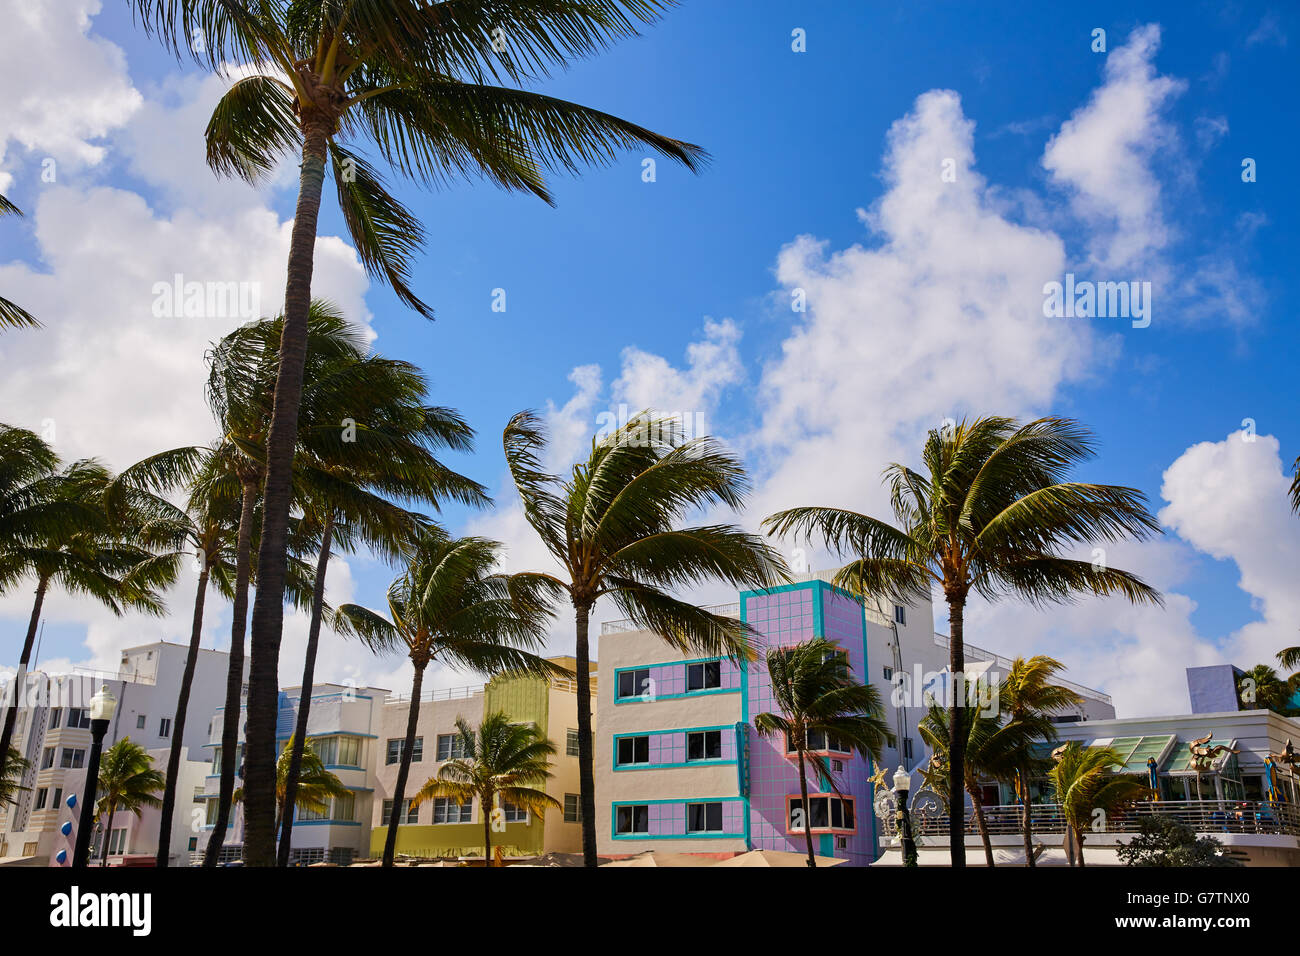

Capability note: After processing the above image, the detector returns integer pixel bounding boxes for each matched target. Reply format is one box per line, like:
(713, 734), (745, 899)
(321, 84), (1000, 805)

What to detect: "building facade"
(1, 641), (238, 865)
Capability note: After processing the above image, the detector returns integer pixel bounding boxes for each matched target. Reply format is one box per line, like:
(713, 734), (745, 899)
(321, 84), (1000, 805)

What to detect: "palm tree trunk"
(1075, 829), (1086, 867)
(1020, 770), (1035, 868)
(383, 659), (426, 867)
(968, 783), (995, 867)
(156, 564), (210, 867)
(0, 576), (48, 785)
(100, 804), (118, 866)
(204, 477), (258, 867)
(574, 602), (598, 867)
(482, 797), (493, 868)
(796, 748), (817, 867)
(243, 118), (333, 868)
(1063, 824), (1077, 866)
(276, 515), (334, 867)
(946, 596), (967, 868)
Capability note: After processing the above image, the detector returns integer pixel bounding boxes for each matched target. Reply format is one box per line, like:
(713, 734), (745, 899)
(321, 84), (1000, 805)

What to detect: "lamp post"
(72, 686), (116, 868)
(894, 765), (917, 867)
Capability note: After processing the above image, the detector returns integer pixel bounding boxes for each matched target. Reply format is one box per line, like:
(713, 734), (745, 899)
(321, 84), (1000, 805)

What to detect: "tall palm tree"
(1290, 455), (1298, 515)
(998, 655), (1082, 867)
(1238, 663), (1300, 717)
(0, 194), (38, 329)
(0, 454), (178, 785)
(95, 738), (165, 865)
(131, 0), (706, 867)
(1278, 647), (1300, 673)
(411, 712), (561, 867)
(1048, 742), (1150, 867)
(1, 748), (31, 806)
(763, 416), (1163, 866)
(333, 530), (562, 866)
(235, 739), (350, 843)
(277, 354), (488, 865)
(919, 688), (1038, 868)
(503, 409), (787, 866)
(753, 638), (893, 867)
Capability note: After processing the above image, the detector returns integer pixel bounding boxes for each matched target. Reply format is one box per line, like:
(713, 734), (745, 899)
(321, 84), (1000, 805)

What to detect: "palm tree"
(999, 655), (1083, 867)
(1278, 647), (1300, 673)
(503, 409), (787, 866)
(1290, 455), (1298, 515)
(0, 453), (178, 785)
(411, 712), (561, 867)
(235, 739), (350, 845)
(277, 352), (488, 865)
(95, 738), (165, 865)
(0, 194), (38, 329)
(752, 638), (893, 867)
(333, 530), (562, 866)
(918, 687), (1038, 867)
(131, 0), (706, 867)
(763, 416), (1163, 866)
(1, 748), (30, 805)
(1238, 663), (1300, 717)
(1048, 742), (1150, 867)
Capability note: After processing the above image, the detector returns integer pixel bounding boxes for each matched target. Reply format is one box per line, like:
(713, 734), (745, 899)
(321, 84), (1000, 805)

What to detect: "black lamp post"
(72, 686), (116, 868)
(894, 765), (918, 867)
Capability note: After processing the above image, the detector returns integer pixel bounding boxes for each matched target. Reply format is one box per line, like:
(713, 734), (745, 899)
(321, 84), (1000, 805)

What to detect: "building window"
(41, 748), (55, 770)
(903, 737), (914, 761)
(686, 660), (721, 692)
(159, 717), (171, 738)
(564, 794), (582, 823)
(686, 802), (723, 833)
(52, 787), (62, 808)
(108, 828), (128, 855)
(188, 838), (198, 851)
(60, 748), (86, 769)
(333, 792), (355, 822)
(687, 730), (722, 761)
(786, 729), (849, 755)
(894, 605), (906, 625)
(387, 737), (423, 765)
(382, 799), (419, 825)
(430, 798), (472, 824)
(565, 728), (580, 757)
(502, 801), (527, 823)
(788, 795), (856, 833)
(136, 715), (146, 729)
(616, 668), (651, 700)
(614, 804), (649, 834)
(67, 708), (91, 729)
(313, 736), (361, 767)
(616, 735), (650, 766)
(435, 734), (464, 762)
(883, 665), (893, 681)
(34, 788), (48, 810)
(49, 709), (61, 729)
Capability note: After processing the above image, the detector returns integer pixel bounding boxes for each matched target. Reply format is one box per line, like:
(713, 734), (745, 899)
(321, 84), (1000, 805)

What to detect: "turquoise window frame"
(611, 725), (738, 771)
(609, 797), (746, 841)
(612, 655), (739, 705)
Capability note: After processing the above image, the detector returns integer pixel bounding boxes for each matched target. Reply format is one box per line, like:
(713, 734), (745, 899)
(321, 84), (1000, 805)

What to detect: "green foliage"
(1, 747), (30, 804)
(97, 738), (166, 820)
(1238, 664), (1300, 717)
(1118, 815), (1242, 867)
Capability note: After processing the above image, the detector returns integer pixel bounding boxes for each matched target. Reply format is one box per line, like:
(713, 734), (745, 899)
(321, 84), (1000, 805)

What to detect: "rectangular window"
(41, 747), (55, 770)
(68, 708), (91, 729)
(614, 804), (649, 834)
(159, 717), (171, 738)
(188, 838), (198, 851)
(49, 709), (61, 729)
(565, 728), (580, 757)
(894, 604), (907, 625)
(333, 793), (356, 822)
(903, 737), (914, 761)
(387, 737), (424, 765)
(502, 801), (527, 823)
(686, 660), (721, 692)
(435, 734), (465, 762)
(136, 715), (146, 729)
(616, 735), (650, 766)
(789, 730), (849, 754)
(883, 665), (893, 681)
(563, 794), (582, 823)
(52, 787), (62, 808)
(34, 788), (48, 810)
(337, 736), (361, 767)
(686, 802), (724, 833)
(788, 796), (855, 833)
(206, 800), (219, 825)
(687, 730), (722, 761)
(381, 799), (419, 825)
(60, 748), (85, 769)
(431, 798), (472, 824)
(108, 828), (127, 855)
(616, 668), (651, 700)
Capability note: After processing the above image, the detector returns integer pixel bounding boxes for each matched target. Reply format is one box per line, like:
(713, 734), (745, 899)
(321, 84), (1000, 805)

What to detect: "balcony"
(892, 800), (1300, 840)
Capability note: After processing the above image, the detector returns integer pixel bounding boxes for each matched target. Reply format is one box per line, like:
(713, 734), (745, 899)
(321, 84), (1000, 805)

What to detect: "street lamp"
(72, 685), (116, 868)
(893, 765), (917, 867)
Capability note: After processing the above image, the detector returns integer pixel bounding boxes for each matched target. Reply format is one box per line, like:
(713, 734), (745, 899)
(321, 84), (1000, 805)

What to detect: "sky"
(0, 0), (1296, 717)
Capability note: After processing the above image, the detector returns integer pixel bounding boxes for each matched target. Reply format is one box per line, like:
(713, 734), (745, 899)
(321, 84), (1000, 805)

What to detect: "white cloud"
(1042, 24), (1185, 275)
(0, 0), (142, 194)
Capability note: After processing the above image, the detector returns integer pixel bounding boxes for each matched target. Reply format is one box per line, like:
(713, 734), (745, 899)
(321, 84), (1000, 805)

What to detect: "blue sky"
(0, 1), (1296, 715)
